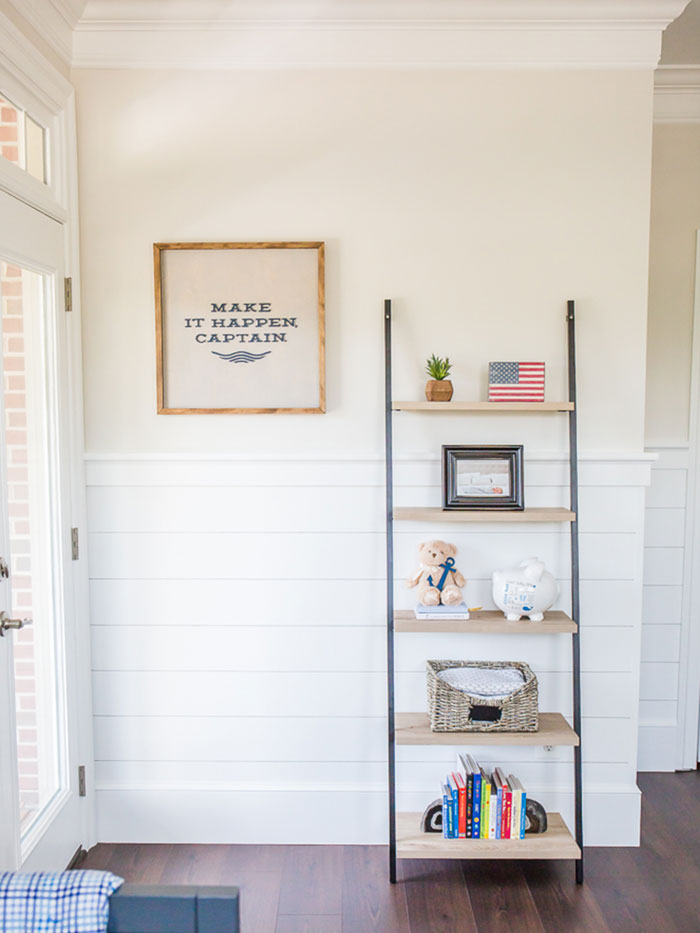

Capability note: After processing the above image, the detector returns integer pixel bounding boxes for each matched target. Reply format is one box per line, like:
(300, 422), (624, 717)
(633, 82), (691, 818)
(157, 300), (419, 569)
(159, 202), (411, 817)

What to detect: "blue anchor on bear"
(427, 557), (455, 592)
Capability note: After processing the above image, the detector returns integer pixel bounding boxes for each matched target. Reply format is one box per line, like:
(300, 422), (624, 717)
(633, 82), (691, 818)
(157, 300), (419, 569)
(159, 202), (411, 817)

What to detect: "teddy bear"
(407, 540), (466, 606)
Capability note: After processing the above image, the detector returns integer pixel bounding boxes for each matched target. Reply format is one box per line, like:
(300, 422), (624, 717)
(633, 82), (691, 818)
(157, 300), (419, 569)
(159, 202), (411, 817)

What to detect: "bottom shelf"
(396, 812), (580, 860)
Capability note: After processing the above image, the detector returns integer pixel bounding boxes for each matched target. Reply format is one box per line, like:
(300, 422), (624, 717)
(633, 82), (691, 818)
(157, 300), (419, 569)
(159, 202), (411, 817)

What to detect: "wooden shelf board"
(394, 609), (577, 634)
(395, 711), (579, 746)
(394, 506), (575, 523)
(393, 401), (574, 412)
(397, 812), (580, 860)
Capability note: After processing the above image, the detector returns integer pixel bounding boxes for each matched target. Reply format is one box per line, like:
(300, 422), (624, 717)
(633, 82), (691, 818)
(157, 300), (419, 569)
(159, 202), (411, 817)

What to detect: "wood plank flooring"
(82, 771), (699, 932)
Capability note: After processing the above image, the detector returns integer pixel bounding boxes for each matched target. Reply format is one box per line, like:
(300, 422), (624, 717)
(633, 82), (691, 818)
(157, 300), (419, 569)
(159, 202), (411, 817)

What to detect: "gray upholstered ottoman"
(108, 884), (240, 932)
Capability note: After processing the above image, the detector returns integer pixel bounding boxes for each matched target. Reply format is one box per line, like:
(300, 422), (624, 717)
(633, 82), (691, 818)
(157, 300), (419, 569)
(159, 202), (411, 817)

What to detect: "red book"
(502, 786), (512, 839)
(453, 771), (467, 838)
(494, 768), (511, 840)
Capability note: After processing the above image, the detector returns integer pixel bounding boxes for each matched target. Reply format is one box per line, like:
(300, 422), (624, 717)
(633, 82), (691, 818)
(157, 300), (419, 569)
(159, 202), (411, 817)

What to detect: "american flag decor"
(488, 361), (545, 402)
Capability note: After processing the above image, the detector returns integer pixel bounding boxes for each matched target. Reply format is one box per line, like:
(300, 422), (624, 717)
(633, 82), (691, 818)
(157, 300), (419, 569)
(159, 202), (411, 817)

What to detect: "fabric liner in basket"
(437, 665), (525, 699)
(427, 659), (539, 733)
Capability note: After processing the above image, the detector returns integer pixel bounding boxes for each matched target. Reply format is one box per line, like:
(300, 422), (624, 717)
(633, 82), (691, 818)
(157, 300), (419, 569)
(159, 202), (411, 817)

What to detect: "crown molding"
(654, 65), (700, 121)
(71, 0), (691, 70)
(0, 6), (73, 107)
(5, 0), (87, 63)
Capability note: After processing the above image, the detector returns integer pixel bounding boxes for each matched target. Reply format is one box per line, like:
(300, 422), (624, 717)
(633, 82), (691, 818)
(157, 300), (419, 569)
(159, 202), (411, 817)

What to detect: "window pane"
(0, 96), (21, 169)
(0, 94), (47, 185)
(1, 260), (63, 836)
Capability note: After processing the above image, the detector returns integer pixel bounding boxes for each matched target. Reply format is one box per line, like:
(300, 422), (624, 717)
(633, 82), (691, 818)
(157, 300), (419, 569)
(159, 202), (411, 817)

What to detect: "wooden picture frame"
(442, 445), (524, 510)
(154, 242), (325, 414)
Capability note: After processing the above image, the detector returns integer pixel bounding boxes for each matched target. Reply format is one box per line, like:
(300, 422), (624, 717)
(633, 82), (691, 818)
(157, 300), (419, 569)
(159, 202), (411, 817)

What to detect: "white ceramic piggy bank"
(492, 558), (559, 622)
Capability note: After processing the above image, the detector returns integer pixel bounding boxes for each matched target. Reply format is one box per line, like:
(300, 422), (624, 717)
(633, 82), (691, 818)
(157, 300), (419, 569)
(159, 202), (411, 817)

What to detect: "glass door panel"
(1, 260), (64, 841)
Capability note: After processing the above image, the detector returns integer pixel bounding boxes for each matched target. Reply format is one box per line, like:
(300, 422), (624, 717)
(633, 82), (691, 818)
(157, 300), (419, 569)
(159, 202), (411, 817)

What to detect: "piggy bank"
(492, 558), (559, 622)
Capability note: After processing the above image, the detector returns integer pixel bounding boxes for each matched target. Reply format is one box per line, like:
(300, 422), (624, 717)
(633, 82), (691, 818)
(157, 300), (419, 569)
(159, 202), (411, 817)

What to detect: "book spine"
(520, 792), (527, 840)
(458, 783), (467, 838)
(495, 788), (502, 840)
(489, 787), (497, 839)
(452, 786), (459, 839)
(511, 788), (521, 840)
(481, 782), (490, 839)
(471, 772), (482, 839)
(442, 789), (449, 839)
(447, 793), (454, 838)
(466, 772), (473, 837)
(502, 789), (512, 840)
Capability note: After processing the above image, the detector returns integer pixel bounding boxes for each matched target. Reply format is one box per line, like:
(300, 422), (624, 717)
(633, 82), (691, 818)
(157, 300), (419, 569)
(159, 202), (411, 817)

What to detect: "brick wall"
(0, 95), (20, 167)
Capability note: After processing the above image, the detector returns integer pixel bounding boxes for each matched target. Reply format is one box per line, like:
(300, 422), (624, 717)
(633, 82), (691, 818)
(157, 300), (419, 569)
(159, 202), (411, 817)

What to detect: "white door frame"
(677, 231), (700, 770)
(0, 8), (94, 864)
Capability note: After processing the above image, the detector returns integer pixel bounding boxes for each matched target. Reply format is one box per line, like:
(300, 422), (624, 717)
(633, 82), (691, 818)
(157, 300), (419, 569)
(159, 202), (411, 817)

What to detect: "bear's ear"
(445, 542), (458, 557)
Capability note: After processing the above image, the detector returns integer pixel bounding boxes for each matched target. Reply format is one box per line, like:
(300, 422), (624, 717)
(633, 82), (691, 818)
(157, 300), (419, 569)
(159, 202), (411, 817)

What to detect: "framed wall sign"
(442, 445), (524, 510)
(154, 242), (325, 414)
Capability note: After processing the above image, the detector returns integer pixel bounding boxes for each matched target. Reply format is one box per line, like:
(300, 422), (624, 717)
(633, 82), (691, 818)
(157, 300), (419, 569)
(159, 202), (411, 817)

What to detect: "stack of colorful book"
(441, 754), (528, 840)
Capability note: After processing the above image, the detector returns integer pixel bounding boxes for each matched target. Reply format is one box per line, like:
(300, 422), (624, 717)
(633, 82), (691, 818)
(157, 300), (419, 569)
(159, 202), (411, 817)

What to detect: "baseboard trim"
(95, 784), (640, 847)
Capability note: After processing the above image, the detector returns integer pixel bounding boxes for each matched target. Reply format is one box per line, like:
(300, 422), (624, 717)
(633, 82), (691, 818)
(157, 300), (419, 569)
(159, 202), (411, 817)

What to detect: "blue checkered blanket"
(0, 870), (123, 932)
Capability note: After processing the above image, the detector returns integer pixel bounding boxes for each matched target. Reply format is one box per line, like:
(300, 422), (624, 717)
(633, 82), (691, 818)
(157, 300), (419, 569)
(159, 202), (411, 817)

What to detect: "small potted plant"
(425, 354), (453, 402)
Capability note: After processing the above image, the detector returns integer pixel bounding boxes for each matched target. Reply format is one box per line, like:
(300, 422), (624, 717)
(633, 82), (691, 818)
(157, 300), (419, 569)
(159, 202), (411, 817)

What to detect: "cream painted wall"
(74, 67), (656, 845)
(645, 123), (700, 447)
(74, 69), (653, 457)
(639, 122), (700, 772)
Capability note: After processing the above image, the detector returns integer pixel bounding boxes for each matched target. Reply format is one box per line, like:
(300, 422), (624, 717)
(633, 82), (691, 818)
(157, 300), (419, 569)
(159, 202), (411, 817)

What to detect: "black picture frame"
(442, 445), (524, 510)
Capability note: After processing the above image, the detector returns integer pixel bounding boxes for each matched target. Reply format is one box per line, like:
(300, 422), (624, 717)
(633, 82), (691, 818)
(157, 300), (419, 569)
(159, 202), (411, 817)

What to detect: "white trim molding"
(654, 65), (700, 122)
(0, 0), (96, 854)
(94, 783), (641, 847)
(0, 8), (74, 220)
(5, 0), (86, 65)
(71, 0), (690, 70)
(679, 232), (700, 768)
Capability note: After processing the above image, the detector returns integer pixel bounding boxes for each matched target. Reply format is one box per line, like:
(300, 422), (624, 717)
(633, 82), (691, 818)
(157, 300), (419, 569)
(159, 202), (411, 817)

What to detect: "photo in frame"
(154, 242), (325, 414)
(442, 445), (524, 510)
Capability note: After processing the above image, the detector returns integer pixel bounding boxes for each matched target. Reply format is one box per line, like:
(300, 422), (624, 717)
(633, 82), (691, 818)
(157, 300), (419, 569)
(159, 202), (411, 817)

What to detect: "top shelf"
(392, 401), (574, 412)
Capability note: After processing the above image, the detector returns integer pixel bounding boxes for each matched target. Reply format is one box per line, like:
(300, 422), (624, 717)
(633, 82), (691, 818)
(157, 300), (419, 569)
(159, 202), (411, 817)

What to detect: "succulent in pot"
(425, 354), (453, 402)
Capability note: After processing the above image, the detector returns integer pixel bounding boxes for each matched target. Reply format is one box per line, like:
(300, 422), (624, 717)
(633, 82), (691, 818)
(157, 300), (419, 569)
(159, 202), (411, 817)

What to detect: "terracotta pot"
(425, 379), (453, 402)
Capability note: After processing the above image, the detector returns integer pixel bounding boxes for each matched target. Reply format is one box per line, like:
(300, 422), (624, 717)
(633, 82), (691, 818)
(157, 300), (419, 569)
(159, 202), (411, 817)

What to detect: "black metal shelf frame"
(383, 298), (584, 884)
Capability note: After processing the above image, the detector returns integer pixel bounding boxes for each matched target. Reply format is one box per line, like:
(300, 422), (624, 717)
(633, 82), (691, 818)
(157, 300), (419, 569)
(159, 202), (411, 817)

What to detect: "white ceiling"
(661, 0), (700, 63)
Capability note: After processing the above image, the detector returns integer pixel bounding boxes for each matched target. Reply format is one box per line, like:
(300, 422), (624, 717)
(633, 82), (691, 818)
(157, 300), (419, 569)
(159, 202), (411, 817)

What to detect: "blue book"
(466, 754), (482, 839)
(495, 786), (503, 839)
(446, 774), (459, 838)
(520, 791), (527, 840)
(444, 784), (454, 839)
(442, 784), (450, 839)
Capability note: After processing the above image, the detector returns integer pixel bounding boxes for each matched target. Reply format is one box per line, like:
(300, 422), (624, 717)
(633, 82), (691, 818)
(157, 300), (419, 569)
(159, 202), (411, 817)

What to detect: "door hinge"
(64, 277), (72, 313)
(78, 765), (86, 797)
(71, 527), (79, 560)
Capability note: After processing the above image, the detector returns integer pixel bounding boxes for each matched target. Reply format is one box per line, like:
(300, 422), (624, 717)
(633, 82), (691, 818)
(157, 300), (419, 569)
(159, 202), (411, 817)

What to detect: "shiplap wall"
(87, 452), (650, 845)
(639, 446), (689, 770)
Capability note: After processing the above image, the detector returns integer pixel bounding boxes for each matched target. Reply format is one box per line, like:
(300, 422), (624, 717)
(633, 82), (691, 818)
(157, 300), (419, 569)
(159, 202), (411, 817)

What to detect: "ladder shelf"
(383, 298), (584, 884)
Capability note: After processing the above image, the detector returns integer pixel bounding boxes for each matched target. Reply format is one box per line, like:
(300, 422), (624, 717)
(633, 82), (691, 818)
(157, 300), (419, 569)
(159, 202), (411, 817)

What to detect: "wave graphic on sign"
(211, 350), (272, 364)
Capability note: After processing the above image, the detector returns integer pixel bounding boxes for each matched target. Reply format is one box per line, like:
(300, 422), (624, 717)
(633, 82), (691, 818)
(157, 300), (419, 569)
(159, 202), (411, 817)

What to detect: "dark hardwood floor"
(83, 771), (700, 932)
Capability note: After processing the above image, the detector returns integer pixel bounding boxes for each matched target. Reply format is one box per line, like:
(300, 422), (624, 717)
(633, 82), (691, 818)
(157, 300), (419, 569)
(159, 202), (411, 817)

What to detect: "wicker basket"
(427, 660), (539, 733)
